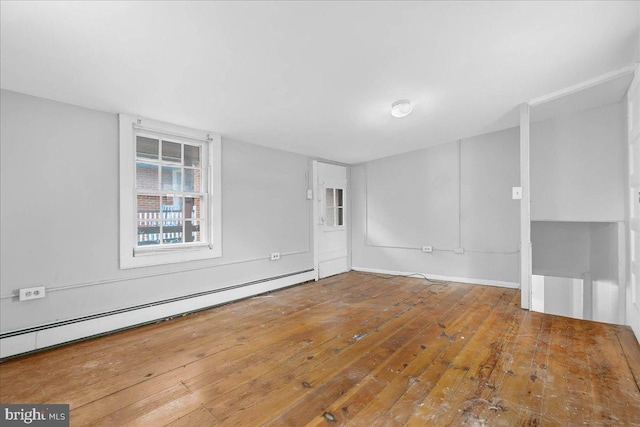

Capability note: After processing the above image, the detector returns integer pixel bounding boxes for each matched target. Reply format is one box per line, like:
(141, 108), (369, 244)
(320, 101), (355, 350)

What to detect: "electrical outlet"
(422, 246), (433, 253)
(19, 286), (46, 301)
(454, 248), (465, 254)
(270, 252), (281, 261)
(306, 189), (313, 200)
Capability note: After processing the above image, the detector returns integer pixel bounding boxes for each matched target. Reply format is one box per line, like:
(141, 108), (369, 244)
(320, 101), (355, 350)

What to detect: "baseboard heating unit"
(0, 269), (315, 359)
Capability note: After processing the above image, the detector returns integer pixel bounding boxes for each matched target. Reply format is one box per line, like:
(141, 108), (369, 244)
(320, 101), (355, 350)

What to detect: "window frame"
(323, 185), (346, 231)
(119, 114), (222, 269)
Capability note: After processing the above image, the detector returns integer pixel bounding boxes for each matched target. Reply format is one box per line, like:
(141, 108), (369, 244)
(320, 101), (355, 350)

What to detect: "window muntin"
(119, 114), (221, 269)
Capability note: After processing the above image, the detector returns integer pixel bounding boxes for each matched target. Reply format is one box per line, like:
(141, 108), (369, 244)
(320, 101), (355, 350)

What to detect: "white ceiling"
(1, 1), (638, 164)
(531, 72), (635, 123)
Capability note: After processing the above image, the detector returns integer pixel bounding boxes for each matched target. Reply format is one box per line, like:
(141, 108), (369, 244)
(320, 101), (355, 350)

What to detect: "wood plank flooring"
(1, 271), (639, 426)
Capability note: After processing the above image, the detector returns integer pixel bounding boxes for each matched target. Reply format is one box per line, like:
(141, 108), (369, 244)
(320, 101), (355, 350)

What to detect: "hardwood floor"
(1, 271), (639, 426)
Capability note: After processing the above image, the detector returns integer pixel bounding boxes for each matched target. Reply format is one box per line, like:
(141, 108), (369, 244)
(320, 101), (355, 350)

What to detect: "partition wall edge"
(520, 103), (532, 310)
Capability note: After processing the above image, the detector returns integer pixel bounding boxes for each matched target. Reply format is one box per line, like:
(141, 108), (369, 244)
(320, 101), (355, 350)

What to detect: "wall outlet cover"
(19, 286), (46, 301)
(270, 252), (281, 261)
(422, 246), (433, 253)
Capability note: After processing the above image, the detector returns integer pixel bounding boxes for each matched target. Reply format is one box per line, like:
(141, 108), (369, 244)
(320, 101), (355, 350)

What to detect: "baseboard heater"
(0, 269), (315, 359)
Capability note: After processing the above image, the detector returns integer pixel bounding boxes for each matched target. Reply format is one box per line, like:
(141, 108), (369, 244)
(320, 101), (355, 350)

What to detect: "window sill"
(134, 242), (211, 256)
(121, 244), (222, 269)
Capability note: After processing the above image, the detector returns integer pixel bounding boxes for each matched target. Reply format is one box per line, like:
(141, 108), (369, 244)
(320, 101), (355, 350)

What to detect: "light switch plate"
(512, 187), (522, 200)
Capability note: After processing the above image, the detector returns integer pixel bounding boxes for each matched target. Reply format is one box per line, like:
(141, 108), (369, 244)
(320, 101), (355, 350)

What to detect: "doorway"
(522, 67), (634, 325)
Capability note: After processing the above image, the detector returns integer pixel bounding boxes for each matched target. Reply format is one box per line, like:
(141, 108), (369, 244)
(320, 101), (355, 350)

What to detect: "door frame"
(312, 160), (319, 280)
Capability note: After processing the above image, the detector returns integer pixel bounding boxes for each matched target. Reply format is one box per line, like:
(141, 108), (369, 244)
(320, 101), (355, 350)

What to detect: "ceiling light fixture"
(391, 100), (413, 118)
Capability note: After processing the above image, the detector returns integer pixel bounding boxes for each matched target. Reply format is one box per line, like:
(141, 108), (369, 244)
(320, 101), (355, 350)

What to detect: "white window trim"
(119, 114), (222, 269)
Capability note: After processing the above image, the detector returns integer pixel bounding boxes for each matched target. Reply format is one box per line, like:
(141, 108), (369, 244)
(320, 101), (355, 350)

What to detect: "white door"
(626, 66), (640, 337)
(315, 162), (349, 279)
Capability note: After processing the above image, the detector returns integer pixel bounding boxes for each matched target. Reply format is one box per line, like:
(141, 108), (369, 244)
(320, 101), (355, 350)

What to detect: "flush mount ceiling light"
(391, 100), (413, 118)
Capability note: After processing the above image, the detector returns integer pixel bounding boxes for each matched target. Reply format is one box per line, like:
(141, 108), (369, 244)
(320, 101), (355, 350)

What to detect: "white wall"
(352, 127), (520, 285)
(587, 222), (622, 323)
(543, 276), (583, 319)
(0, 90), (313, 334)
(531, 221), (591, 279)
(531, 102), (626, 222)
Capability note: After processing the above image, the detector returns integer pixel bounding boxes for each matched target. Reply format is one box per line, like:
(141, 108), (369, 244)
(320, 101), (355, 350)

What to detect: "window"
(119, 115), (221, 268)
(325, 187), (344, 227)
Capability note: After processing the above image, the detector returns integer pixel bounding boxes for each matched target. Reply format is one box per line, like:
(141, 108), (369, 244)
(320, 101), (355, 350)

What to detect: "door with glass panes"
(317, 162), (348, 279)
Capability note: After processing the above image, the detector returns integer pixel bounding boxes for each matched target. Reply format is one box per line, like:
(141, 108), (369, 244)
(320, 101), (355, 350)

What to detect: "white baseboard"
(351, 266), (519, 289)
(0, 270), (315, 359)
